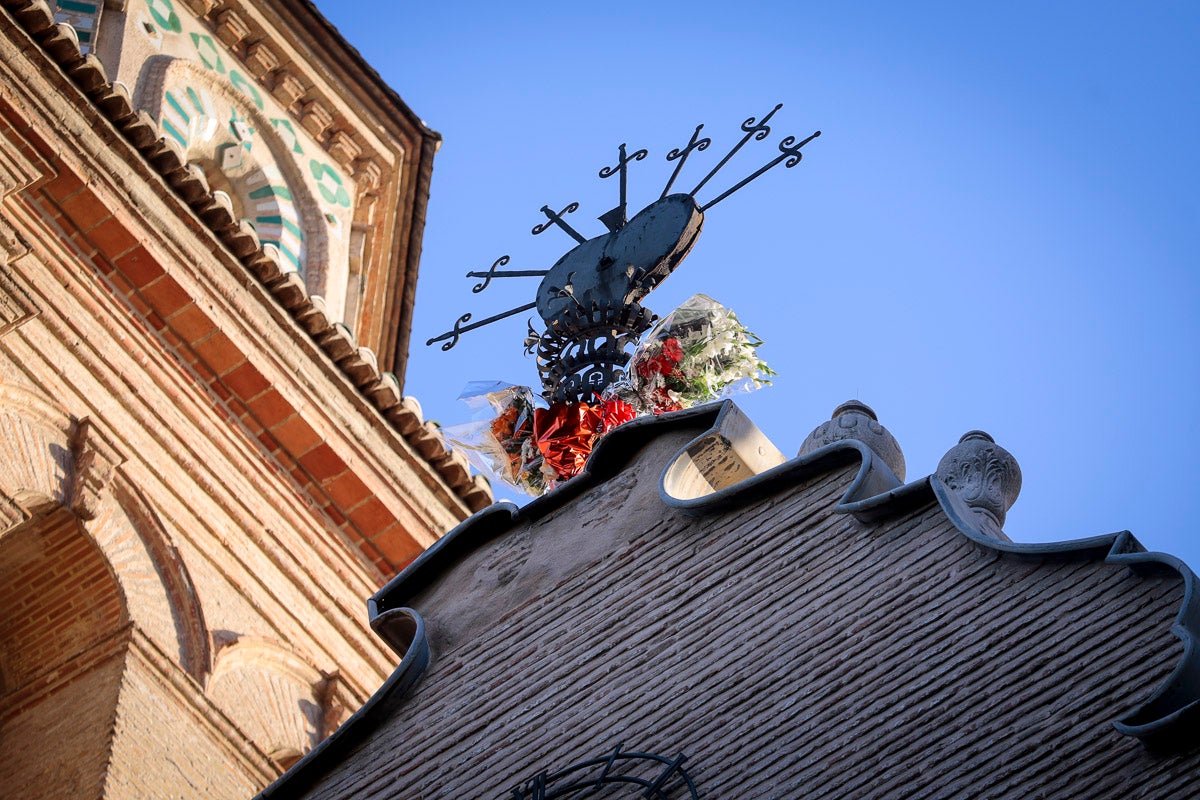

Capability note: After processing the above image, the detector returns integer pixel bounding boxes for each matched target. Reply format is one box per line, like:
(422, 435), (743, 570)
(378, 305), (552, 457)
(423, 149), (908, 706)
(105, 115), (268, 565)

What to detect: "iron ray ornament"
(506, 745), (700, 800)
(426, 103), (820, 404)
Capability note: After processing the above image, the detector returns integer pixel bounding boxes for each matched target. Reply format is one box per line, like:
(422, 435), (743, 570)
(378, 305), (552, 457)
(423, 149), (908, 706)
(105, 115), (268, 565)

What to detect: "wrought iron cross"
(427, 104), (820, 403)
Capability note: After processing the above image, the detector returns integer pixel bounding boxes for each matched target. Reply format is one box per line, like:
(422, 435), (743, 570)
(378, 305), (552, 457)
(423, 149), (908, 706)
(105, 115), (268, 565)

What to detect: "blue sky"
(315, 2), (1199, 568)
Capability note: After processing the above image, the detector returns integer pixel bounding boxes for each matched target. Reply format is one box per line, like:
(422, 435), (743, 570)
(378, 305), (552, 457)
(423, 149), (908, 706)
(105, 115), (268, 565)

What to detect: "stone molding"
(209, 634), (343, 768)
(128, 627), (280, 786)
(0, 382), (225, 694)
(0, 382), (77, 529)
(0, 260), (39, 339)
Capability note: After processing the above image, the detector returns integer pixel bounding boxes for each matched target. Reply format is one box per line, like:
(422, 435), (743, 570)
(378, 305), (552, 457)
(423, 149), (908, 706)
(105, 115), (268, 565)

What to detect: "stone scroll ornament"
(428, 106), (820, 495)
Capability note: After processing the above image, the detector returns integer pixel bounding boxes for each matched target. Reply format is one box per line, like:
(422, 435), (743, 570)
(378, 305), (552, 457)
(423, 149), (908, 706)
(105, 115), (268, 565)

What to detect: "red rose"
(650, 387), (683, 415)
(660, 337), (684, 365)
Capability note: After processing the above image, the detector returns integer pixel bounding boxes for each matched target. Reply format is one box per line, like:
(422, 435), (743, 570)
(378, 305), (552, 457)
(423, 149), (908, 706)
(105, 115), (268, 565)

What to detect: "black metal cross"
(598, 143), (648, 231)
(532, 202), (587, 243)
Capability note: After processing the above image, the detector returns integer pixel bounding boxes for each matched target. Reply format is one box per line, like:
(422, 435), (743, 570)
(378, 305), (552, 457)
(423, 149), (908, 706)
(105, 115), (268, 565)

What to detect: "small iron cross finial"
(661, 125), (711, 198)
(532, 202), (587, 243)
(598, 143), (649, 232)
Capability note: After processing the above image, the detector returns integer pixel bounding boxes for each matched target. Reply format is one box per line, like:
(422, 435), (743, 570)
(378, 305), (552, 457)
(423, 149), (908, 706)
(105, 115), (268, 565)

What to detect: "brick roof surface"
(260, 403), (1200, 799)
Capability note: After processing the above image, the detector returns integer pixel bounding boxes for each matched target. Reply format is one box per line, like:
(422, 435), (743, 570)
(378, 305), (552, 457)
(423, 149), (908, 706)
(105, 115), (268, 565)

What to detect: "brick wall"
(0, 645), (126, 800)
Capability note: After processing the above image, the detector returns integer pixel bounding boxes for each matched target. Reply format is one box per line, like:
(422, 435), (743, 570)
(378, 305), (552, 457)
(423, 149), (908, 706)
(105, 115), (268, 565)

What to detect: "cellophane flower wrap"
(439, 381), (554, 496)
(609, 294), (774, 415)
(532, 396), (638, 484)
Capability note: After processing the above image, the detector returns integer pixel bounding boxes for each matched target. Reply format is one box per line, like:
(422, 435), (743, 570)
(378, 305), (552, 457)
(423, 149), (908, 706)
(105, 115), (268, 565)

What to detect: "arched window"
(135, 58), (358, 323)
(0, 509), (129, 799)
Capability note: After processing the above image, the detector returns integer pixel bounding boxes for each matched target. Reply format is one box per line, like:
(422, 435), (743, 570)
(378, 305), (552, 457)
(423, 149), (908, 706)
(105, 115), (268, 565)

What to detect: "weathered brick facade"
(0, 1), (489, 796)
(261, 403), (1200, 799)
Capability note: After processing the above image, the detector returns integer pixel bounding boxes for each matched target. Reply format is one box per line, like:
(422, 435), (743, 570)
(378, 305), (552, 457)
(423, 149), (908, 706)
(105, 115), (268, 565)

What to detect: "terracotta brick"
(40, 167), (85, 202)
(144, 311), (167, 332)
(246, 389), (293, 428)
(370, 525), (420, 566)
(349, 497), (393, 534)
(324, 504), (347, 527)
(68, 229), (98, 258)
(114, 245), (165, 287)
(209, 379), (232, 402)
(240, 415), (264, 437)
(87, 216), (140, 259)
(325, 472), (372, 510)
(192, 331), (244, 375)
(188, 356), (217, 384)
(222, 362), (270, 399)
(58, 187), (110, 231)
(255, 429), (278, 453)
(350, 538), (383, 565)
(140, 276), (192, 317)
(298, 443), (346, 483)
(167, 304), (218, 343)
(271, 415), (322, 455)
(125, 291), (152, 318)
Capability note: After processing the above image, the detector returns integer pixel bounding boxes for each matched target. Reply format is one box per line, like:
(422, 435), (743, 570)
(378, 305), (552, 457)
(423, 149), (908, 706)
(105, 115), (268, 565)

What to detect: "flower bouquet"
(608, 294), (774, 415)
(440, 382), (553, 496)
(442, 296), (771, 498)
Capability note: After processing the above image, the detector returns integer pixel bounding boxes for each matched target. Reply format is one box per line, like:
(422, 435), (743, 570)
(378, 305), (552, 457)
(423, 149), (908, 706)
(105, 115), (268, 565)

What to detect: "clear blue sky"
(315, 1), (1200, 568)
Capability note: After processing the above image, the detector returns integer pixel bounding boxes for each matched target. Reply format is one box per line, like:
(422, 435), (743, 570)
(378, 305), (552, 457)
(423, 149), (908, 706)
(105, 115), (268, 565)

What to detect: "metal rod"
(425, 301), (538, 350)
(699, 130), (821, 212)
(661, 124), (710, 198)
(690, 103), (782, 198)
(466, 269), (550, 280)
(467, 255), (548, 293)
(599, 143), (648, 226)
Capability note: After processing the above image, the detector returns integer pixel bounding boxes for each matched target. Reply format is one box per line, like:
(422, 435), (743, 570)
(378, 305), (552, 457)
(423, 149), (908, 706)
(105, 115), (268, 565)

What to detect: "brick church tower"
(0, 1), (488, 797)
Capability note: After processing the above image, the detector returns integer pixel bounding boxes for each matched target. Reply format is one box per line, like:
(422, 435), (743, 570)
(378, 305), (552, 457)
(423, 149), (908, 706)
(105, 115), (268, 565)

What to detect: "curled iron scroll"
(742, 102), (783, 141)
(598, 146), (648, 179)
(435, 314), (471, 351)
(779, 131), (821, 167)
(470, 255), (510, 294)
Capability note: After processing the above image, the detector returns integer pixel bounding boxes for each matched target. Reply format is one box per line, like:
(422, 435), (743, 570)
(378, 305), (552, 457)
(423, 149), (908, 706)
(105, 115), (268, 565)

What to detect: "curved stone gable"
(263, 402), (1200, 799)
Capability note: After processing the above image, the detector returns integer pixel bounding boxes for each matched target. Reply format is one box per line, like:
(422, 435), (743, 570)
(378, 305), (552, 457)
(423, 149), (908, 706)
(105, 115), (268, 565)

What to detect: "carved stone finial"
(935, 430), (1021, 528)
(798, 400), (906, 481)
